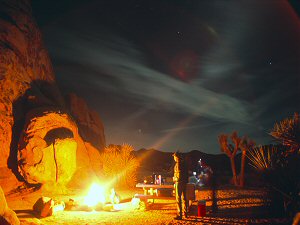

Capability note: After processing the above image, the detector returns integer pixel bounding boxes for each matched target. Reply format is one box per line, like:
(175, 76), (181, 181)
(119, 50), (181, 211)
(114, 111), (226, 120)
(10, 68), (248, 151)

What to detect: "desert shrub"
(247, 113), (300, 218)
(270, 113), (300, 154)
(269, 114), (300, 208)
(247, 144), (300, 217)
(100, 143), (139, 189)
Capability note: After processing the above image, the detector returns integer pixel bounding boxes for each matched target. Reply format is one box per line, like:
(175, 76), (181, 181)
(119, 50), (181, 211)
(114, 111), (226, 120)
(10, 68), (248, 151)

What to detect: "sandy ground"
(6, 186), (292, 225)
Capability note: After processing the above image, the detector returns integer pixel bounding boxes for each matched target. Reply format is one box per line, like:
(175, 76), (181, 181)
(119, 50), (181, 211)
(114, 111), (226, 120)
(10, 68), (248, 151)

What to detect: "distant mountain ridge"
(134, 148), (235, 174)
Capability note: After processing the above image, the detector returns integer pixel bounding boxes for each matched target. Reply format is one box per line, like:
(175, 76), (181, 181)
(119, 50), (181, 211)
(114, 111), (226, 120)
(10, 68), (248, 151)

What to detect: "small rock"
(33, 197), (54, 218)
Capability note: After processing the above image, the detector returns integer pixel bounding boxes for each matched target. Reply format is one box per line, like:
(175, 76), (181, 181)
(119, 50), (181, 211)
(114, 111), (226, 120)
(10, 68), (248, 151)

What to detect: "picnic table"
(135, 183), (198, 210)
(134, 183), (175, 207)
(135, 183), (174, 196)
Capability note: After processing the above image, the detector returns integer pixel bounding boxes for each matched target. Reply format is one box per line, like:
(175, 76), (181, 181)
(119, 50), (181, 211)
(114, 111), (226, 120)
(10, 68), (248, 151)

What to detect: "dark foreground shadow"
(14, 209), (35, 219)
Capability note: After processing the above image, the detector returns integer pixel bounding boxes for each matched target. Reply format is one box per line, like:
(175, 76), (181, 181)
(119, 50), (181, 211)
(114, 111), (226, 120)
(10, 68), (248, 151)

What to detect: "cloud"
(46, 27), (251, 124)
(39, 0), (300, 153)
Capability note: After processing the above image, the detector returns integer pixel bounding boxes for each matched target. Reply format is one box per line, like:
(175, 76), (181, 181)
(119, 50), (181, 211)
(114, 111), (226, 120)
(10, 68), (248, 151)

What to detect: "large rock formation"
(17, 107), (102, 189)
(0, 186), (20, 225)
(18, 108), (77, 186)
(0, 0), (105, 191)
(67, 93), (106, 151)
(0, 0), (64, 170)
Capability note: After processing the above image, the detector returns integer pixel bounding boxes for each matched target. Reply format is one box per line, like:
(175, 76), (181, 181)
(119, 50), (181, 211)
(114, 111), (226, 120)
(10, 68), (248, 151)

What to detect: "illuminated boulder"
(18, 108), (77, 186)
(0, 0), (64, 170)
(0, 0), (104, 190)
(84, 142), (103, 177)
(18, 107), (101, 188)
(0, 186), (20, 225)
(66, 93), (106, 150)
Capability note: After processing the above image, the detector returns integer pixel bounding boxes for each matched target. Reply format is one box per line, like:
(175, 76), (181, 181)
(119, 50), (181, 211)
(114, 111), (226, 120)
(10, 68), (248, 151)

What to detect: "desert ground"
(6, 185), (292, 225)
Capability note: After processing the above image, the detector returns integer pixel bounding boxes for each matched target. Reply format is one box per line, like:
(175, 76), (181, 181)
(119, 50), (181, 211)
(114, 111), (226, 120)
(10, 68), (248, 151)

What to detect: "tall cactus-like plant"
(239, 137), (255, 187)
(219, 131), (254, 187)
(218, 131), (241, 186)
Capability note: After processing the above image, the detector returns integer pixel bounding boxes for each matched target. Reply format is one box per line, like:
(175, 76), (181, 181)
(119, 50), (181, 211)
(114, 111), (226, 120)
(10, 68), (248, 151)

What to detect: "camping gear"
(197, 200), (206, 217)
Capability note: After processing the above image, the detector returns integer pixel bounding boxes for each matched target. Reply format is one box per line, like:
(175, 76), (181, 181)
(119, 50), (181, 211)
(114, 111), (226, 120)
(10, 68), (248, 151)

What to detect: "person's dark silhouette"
(173, 152), (188, 220)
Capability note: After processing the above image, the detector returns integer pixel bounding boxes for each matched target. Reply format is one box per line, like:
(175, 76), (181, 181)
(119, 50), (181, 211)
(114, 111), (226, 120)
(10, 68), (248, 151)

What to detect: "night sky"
(32, 0), (300, 154)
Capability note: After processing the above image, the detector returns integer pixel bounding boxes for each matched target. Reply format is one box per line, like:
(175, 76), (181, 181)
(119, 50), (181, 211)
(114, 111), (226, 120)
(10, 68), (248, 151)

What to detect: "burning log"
(61, 183), (127, 212)
(78, 183), (123, 211)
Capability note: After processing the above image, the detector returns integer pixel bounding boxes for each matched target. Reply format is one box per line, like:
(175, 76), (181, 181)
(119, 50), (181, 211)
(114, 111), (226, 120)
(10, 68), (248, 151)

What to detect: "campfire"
(84, 183), (106, 208)
(33, 181), (143, 218)
(74, 182), (143, 212)
(70, 182), (122, 211)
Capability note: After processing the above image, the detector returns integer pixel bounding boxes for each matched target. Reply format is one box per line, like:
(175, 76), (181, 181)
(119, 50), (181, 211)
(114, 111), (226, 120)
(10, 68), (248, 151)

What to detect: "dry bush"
(100, 143), (139, 189)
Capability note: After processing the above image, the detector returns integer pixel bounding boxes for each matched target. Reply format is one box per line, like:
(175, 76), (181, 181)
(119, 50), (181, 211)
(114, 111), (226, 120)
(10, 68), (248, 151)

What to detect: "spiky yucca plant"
(247, 145), (283, 171)
(247, 145), (288, 214)
(101, 143), (139, 189)
(270, 113), (300, 154)
(246, 114), (300, 216)
(247, 144), (300, 216)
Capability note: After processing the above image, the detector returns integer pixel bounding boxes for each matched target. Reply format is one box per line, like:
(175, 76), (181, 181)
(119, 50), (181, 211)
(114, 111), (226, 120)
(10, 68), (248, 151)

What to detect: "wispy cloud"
(40, 0), (300, 152)
(46, 27), (251, 124)
(160, 121), (224, 133)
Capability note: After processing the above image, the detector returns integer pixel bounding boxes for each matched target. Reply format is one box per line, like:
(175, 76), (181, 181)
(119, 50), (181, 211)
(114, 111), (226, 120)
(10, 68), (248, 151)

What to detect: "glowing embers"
(80, 183), (121, 211)
(84, 183), (106, 208)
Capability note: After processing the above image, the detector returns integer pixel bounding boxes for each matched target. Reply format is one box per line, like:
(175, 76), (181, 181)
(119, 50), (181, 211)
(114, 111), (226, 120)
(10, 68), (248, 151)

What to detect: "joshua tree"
(218, 131), (241, 186)
(239, 137), (255, 187)
(218, 131), (254, 187)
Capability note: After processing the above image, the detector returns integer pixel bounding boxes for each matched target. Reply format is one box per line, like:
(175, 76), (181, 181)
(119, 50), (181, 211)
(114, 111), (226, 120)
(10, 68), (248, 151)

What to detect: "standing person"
(173, 151), (188, 220)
